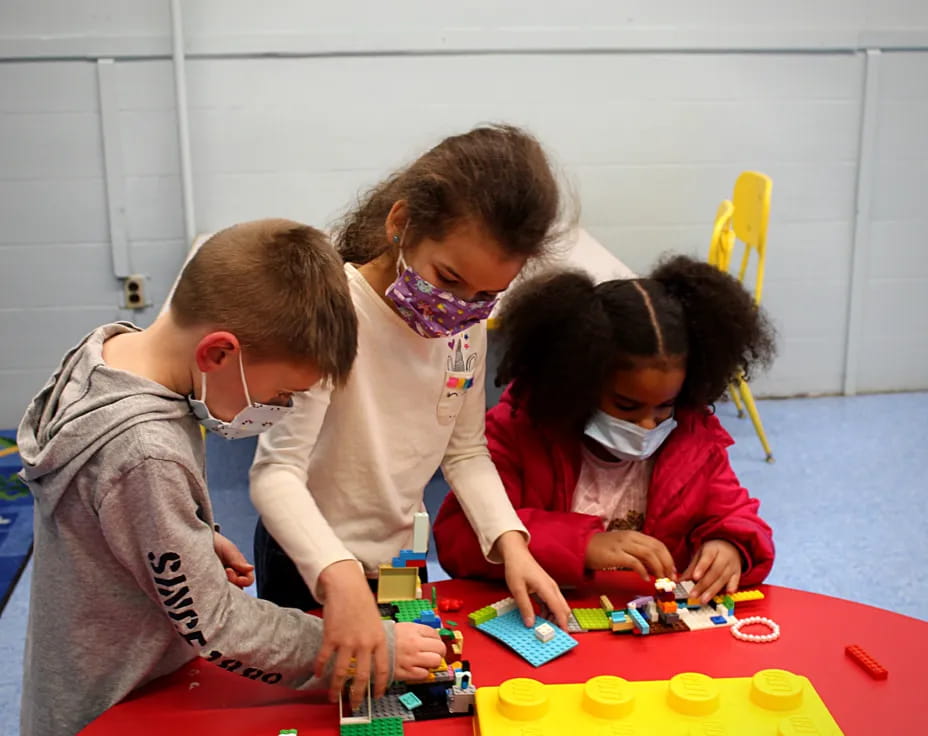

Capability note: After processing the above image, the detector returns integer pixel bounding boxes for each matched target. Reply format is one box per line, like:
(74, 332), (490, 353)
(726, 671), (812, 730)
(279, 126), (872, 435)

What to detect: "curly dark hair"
(496, 254), (777, 431)
(333, 124), (563, 264)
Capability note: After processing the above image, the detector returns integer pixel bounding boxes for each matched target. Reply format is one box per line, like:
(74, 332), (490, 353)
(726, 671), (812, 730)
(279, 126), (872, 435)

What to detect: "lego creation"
(845, 644), (888, 680)
(475, 608), (578, 667)
(473, 669), (844, 735)
(731, 615), (780, 643)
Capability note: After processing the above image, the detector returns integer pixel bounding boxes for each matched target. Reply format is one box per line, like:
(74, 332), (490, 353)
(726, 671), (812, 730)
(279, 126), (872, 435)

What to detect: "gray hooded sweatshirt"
(17, 323), (394, 735)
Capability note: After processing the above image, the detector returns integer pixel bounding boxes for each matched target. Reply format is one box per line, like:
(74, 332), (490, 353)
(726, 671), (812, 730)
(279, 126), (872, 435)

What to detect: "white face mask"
(187, 352), (292, 440)
(584, 410), (678, 462)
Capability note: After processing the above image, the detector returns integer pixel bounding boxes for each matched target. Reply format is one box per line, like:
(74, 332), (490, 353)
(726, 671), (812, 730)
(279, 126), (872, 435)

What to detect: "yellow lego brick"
(474, 669), (843, 735)
(729, 589), (765, 602)
(599, 595), (614, 613)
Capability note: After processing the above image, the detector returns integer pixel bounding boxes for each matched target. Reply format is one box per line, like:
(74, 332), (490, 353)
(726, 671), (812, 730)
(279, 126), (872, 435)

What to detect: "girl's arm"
(686, 447), (775, 587)
(249, 385), (361, 599)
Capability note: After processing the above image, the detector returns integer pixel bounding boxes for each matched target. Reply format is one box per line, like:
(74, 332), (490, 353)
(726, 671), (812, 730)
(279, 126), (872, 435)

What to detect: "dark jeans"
(254, 519), (414, 611)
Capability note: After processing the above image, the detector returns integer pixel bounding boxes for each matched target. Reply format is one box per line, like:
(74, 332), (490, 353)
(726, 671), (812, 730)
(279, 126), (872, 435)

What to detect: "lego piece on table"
(414, 609), (442, 628)
(730, 589), (765, 602)
(571, 607), (611, 631)
(476, 609), (578, 667)
(564, 611), (586, 634)
(460, 671), (471, 689)
(398, 692), (423, 711)
(645, 600), (658, 623)
(654, 577), (675, 593)
(534, 622), (556, 642)
(710, 615), (727, 625)
(628, 606), (649, 635)
(845, 644), (888, 680)
(393, 599), (434, 622)
(473, 670), (843, 735)
(377, 566), (420, 603)
(412, 511), (430, 554)
(599, 595), (614, 613)
(659, 600), (677, 614)
(340, 717), (405, 736)
(431, 585), (438, 610)
(445, 620), (458, 627)
(679, 606), (735, 632)
(279, 730), (298, 735)
(448, 685), (476, 714)
(674, 580), (695, 599)
(610, 610), (634, 633)
(438, 597), (462, 612)
(491, 597), (517, 616)
(468, 605), (497, 627)
(627, 595), (654, 610)
(339, 681), (373, 726)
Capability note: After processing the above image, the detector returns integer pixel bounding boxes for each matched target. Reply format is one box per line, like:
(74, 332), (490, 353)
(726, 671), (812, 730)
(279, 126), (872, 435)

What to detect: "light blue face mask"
(584, 410), (678, 462)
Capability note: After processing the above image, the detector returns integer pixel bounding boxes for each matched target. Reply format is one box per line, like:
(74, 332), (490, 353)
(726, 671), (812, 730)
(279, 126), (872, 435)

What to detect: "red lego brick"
(845, 644), (888, 680)
(405, 559), (427, 568)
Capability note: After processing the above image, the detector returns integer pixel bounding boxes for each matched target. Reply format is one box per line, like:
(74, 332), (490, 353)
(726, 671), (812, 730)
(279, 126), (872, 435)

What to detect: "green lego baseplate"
(570, 607), (611, 631)
(392, 599), (433, 622)
(340, 717), (404, 735)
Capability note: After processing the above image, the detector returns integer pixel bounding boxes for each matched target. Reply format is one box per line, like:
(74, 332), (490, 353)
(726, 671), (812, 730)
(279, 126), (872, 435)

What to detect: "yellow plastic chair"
(707, 172), (774, 463)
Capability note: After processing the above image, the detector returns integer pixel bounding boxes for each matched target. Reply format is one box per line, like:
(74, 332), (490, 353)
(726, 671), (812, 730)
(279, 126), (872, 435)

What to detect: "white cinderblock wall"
(1, 1), (927, 426)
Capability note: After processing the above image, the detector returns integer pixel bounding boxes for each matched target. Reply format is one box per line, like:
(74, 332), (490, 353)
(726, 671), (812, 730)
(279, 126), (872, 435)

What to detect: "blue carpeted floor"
(0, 393), (926, 733)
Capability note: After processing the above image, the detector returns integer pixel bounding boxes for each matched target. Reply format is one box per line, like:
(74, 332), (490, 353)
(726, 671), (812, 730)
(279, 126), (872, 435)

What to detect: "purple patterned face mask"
(385, 255), (498, 338)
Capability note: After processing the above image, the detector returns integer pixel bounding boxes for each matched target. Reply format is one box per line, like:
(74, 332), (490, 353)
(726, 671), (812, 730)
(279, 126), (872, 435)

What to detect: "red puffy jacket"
(434, 386), (774, 587)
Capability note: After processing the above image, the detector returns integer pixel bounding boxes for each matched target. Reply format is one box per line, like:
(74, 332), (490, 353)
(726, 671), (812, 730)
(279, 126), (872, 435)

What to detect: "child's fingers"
(691, 545), (718, 583)
(371, 642), (389, 699)
(329, 647), (356, 705)
(314, 639), (336, 680)
(511, 584), (537, 628)
(349, 652), (371, 709)
(616, 552), (650, 581)
(725, 571), (740, 594)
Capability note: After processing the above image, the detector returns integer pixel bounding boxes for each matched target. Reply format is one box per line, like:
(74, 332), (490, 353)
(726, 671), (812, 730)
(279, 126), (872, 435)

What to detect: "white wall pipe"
(170, 0), (197, 247)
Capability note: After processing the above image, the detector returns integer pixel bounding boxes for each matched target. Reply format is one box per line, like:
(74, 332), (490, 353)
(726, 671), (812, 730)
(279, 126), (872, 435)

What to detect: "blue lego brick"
(414, 610), (442, 629)
(610, 611), (627, 623)
(398, 692), (422, 711)
(628, 606), (650, 635)
(397, 549), (428, 560)
(710, 615), (728, 625)
(476, 610), (577, 667)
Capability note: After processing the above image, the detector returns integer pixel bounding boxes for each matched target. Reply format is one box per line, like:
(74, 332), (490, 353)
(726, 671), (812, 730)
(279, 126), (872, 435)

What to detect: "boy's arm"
(686, 448), (775, 587)
(99, 457), (395, 688)
(436, 401), (601, 586)
(250, 386), (361, 600)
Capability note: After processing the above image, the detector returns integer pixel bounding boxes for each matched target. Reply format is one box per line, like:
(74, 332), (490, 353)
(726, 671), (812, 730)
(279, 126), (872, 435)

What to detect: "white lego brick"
(534, 623), (555, 642)
(678, 607), (735, 632)
(492, 597), (517, 616)
(646, 601), (659, 623)
(412, 511), (429, 554)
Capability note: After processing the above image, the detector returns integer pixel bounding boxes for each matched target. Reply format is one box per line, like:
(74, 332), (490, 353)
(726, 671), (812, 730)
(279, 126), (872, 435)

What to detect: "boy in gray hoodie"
(16, 219), (444, 736)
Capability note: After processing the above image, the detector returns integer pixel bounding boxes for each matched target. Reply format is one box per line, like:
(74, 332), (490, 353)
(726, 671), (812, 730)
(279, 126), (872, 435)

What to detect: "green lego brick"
(279, 731), (298, 735)
(571, 607), (611, 631)
(392, 599), (433, 622)
(340, 717), (404, 735)
(446, 620), (458, 627)
(467, 605), (498, 626)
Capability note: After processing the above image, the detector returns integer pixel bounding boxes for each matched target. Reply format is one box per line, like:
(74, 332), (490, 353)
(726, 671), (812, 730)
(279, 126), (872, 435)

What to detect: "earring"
(392, 234), (400, 244)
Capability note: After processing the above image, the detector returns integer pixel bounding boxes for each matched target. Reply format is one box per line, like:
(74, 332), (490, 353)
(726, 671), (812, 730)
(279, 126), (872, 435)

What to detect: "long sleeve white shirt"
(250, 264), (526, 598)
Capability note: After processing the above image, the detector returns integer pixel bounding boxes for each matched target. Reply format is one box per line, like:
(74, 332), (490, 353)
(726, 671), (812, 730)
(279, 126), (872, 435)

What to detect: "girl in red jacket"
(434, 255), (777, 604)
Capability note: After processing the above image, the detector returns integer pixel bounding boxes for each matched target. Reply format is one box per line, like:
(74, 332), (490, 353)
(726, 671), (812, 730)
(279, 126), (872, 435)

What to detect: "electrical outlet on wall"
(122, 274), (150, 310)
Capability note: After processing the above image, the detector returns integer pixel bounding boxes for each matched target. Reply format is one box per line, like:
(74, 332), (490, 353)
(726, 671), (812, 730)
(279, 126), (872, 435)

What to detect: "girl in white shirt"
(250, 125), (570, 707)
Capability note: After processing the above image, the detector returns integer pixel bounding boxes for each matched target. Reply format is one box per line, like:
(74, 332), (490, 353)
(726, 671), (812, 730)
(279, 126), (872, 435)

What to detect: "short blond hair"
(171, 219), (357, 385)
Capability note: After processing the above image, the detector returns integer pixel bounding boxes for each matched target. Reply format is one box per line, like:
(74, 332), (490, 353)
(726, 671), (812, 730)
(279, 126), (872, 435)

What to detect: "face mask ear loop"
(237, 350), (254, 408)
(395, 220), (411, 276)
(199, 372), (208, 403)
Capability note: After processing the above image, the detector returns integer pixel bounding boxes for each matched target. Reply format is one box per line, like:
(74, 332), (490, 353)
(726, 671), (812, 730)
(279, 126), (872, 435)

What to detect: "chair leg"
(728, 383), (745, 418)
(736, 376), (774, 463)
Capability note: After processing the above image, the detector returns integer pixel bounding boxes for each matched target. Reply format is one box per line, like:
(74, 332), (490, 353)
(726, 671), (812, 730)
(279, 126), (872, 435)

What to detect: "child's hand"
(494, 531), (571, 630)
(681, 539), (742, 604)
(212, 531), (255, 588)
(584, 530), (676, 581)
(393, 623), (446, 682)
(315, 560), (388, 709)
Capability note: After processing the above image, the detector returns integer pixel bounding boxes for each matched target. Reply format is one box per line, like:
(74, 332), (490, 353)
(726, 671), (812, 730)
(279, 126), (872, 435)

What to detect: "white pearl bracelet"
(731, 616), (780, 643)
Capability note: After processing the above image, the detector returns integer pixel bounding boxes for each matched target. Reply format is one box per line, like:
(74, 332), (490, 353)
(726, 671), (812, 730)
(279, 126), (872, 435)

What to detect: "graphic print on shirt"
(148, 550), (285, 684)
(438, 335), (478, 425)
(607, 509), (645, 532)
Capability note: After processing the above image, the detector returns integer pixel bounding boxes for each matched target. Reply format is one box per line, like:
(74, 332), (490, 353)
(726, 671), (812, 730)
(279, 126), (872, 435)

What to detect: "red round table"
(81, 575), (928, 734)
